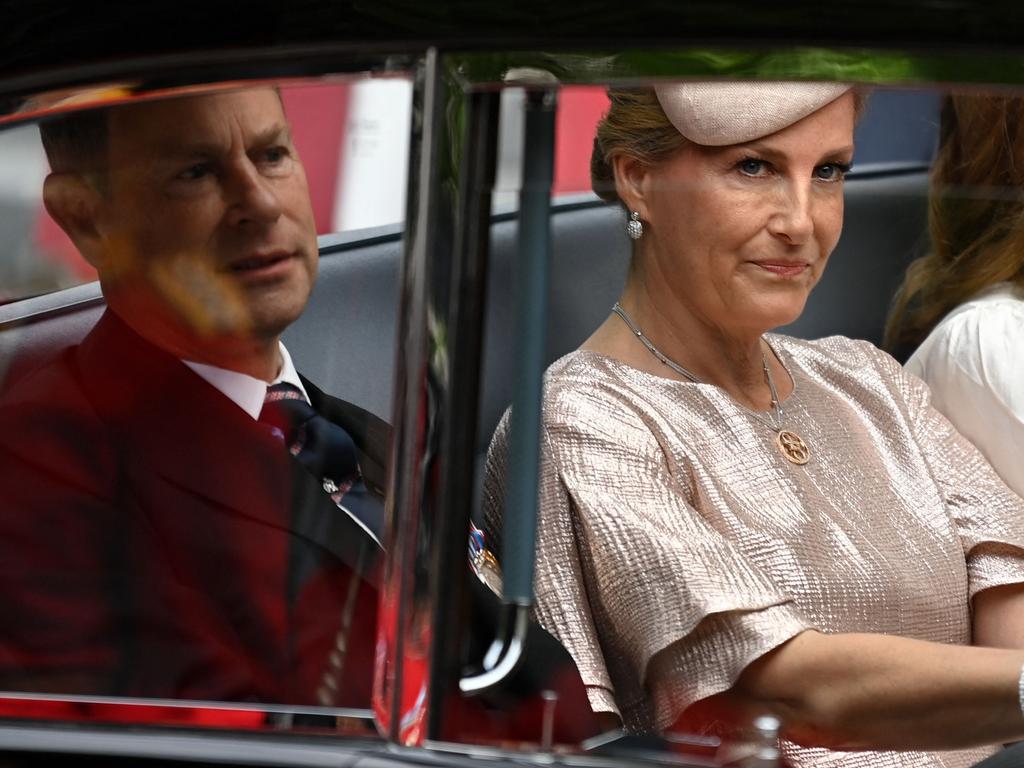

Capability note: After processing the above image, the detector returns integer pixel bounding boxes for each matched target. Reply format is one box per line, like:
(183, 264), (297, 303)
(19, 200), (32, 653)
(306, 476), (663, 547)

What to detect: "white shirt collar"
(182, 343), (310, 420)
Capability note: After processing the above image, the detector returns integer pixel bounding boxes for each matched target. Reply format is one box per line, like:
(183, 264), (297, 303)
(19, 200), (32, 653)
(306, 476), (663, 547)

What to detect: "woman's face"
(631, 92), (856, 337)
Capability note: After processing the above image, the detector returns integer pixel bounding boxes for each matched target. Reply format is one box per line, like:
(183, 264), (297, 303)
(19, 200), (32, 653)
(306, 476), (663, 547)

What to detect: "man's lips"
(226, 250), (296, 275)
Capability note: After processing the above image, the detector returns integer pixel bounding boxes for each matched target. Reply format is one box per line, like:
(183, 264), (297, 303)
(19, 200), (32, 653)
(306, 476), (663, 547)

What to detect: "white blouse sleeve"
(906, 297), (1024, 499)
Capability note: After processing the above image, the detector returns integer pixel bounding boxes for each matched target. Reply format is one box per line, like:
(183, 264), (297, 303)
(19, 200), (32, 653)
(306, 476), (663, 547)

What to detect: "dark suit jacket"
(0, 309), (597, 742)
(0, 310), (385, 706)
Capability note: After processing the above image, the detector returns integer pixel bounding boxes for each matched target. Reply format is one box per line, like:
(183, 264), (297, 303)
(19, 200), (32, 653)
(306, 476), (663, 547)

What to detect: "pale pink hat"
(654, 81), (852, 146)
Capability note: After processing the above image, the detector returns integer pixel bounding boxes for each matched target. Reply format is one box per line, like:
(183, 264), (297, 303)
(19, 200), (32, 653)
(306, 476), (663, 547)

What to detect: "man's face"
(95, 88), (318, 349)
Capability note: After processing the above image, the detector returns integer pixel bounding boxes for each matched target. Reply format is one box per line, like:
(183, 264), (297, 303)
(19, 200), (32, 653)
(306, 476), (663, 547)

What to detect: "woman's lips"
(753, 261), (810, 278)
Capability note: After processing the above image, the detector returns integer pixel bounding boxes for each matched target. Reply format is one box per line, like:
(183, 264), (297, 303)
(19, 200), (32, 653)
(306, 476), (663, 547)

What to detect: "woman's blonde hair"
(590, 85), (866, 206)
(590, 88), (688, 205)
(885, 93), (1024, 354)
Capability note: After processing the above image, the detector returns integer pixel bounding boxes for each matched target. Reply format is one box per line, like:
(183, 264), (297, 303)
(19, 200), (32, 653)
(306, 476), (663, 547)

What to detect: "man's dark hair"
(38, 108), (109, 179)
(38, 87), (286, 187)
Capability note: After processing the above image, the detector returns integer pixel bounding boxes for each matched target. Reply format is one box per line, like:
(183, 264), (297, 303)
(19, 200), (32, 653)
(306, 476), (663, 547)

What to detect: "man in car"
(0, 88), (385, 707)
(0, 87), (597, 743)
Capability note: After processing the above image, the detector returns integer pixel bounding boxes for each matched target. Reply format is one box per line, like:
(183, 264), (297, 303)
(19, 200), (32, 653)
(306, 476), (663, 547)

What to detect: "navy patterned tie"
(260, 383), (383, 542)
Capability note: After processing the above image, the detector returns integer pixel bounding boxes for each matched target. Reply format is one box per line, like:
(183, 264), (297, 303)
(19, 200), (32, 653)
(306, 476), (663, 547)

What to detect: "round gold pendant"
(776, 430), (810, 465)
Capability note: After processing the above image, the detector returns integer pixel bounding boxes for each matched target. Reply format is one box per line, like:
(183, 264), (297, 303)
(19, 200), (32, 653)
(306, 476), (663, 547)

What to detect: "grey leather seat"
(0, 165), (931, 461)
(476, 166), (930, 461)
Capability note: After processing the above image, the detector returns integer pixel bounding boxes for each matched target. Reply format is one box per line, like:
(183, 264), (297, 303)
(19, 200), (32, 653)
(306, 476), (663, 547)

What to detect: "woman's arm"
(724, 629), (1024, 750)
(975, 584), (1024, 649)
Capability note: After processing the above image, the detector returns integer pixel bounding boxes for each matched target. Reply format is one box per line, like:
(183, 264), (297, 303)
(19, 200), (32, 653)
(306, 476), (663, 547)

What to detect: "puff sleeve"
(483, 371), (810, 731)
(877, 343), (1024, 601)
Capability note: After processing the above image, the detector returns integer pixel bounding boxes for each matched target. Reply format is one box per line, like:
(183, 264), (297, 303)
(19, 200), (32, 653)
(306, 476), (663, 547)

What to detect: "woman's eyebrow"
(820, 144), (855, 159)
(734, 141), (855, 161)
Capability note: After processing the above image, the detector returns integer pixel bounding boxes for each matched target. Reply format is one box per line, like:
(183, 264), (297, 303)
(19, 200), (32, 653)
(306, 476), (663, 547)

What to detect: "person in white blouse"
(887, 93), (1024, 498)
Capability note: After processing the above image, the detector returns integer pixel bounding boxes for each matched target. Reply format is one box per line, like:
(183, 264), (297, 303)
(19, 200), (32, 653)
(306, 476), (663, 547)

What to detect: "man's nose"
(225, 161), (283, 227)
(766, 179), (814, 246)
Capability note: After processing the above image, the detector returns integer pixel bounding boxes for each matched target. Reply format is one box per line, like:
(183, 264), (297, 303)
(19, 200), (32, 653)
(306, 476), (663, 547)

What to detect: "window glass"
(4, 51), (1024, 767)
(476, 77), (1024, 763)
(489, 84), (940, 214)
(0, 79), (412, 306)
(0, 121), (85, 301)
(0, 76), (408, 732)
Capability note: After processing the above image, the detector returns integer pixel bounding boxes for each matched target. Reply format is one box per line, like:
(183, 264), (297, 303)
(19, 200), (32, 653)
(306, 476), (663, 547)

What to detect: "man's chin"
(187, 314), (296, 350)
(163, 280), (308, 342)
(246, 300), (308, 340)
(110, 301), (283, 356)
(105, 271), (310, 362)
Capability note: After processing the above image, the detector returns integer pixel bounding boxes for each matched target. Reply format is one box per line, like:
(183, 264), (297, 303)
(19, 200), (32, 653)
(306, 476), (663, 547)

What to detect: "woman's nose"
(225, 162), (283, 227)
(767, 180), (814, 245)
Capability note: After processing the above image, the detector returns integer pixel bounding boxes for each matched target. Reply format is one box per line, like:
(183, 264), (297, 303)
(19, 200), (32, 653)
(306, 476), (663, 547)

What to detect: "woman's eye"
(815, 162), (852, 182)
(738, 158), (769, 177)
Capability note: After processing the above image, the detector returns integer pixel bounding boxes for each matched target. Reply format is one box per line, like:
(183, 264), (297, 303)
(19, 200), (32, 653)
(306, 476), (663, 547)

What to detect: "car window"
(3, 42), (1024, 768)
(0, 76), (409, 731)
(0, 79), (412, 306)
(493, 84), (941, 210)
(472, 74), (1024, 763)
(477, 83), (942, 489)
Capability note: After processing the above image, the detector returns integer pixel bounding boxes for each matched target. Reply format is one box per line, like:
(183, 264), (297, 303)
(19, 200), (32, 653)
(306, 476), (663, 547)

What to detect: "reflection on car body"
(0, 86), (387, 708)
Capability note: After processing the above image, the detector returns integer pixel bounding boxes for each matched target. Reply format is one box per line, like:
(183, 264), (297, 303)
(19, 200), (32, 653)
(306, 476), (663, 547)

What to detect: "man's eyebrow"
(153, 124), (292, 159)
(250, 124), (292, 147)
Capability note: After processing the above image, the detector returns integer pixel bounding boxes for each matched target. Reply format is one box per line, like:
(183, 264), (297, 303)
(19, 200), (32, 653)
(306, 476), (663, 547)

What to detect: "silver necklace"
(611, 303), (810, 465)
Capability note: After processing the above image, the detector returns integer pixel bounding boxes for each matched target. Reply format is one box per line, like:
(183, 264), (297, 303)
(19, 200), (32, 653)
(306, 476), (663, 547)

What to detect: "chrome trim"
(0, 722), (381, 767)
(0, 691), (374, 721)
(459, 603), (529, 695)
(423, 736), (719, 767)
(426, 84), (500, 737)
(377, 46), (449, 746)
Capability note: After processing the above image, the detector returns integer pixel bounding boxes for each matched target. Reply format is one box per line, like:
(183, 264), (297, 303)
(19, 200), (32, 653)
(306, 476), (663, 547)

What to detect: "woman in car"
(483, 82), (1024, 767)
(886, 93), (1024, 499)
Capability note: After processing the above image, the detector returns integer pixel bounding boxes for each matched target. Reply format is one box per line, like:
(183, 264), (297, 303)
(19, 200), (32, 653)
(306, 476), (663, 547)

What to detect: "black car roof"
(3, 0), (1024, 100)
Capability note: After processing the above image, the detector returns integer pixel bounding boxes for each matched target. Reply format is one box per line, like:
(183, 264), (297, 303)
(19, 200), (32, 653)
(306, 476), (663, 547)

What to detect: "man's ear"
(42, 173), (106, 269)
(611, 153), (650, 219)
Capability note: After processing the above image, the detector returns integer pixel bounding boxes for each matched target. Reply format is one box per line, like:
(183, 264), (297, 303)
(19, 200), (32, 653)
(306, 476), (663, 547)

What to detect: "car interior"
(0, 85), (938, 744)
(0, 85), (937, 495)
(0, 167), (932, 505)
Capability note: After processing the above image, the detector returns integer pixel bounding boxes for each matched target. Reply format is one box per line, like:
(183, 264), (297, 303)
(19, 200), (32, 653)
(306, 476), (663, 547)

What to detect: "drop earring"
(626, 211), (643, 240)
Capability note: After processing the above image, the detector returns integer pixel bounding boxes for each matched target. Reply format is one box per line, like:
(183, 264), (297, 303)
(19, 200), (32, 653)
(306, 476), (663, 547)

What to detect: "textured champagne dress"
(482, 335), (1024, 767)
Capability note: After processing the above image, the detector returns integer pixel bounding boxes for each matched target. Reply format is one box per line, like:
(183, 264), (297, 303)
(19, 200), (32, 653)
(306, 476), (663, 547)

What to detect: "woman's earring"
(626, 211), (644, 241)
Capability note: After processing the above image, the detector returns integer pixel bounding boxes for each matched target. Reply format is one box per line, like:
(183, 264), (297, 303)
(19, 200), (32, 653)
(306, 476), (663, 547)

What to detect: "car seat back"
(0, 166), (930, 458)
